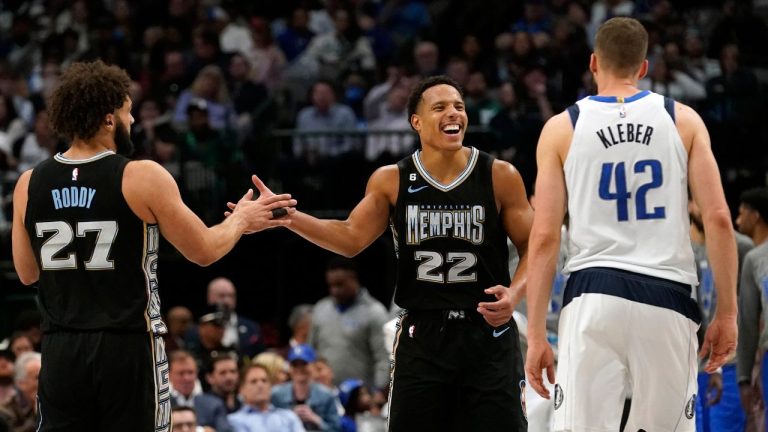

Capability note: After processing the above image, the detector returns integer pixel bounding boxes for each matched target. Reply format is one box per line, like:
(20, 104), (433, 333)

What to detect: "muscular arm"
(493, 160), (534, 303)
(526, 112), (571, 340)
(11, 170), (39, 285)
(288, 165), (397, 257)
(123, 160), (295, 266)
(678, 103), (738, 318)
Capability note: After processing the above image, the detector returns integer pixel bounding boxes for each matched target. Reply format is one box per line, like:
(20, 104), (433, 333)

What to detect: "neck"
(293, 380), (310, 396)
(254, 400), (269, 411)
(419, 146), (470, 184)
(752, 224), (768, 246)
(65, 135), (115, 159)
(595, 74), (641, 98)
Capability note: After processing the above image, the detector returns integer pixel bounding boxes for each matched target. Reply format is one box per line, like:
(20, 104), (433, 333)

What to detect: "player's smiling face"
(411, 84), (467, 151)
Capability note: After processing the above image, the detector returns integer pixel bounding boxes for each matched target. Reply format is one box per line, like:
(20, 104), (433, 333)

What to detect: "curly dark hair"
(406, 75), (464, 129)
(48, 60), (131, 141)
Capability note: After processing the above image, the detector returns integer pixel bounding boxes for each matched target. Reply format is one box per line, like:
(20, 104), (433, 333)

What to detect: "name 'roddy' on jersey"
(391, 147), (511, 311)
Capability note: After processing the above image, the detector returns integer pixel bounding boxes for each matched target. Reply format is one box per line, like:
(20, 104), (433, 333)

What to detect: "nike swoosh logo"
(492, 326), (510, 338)
(408, 185), (429, 193)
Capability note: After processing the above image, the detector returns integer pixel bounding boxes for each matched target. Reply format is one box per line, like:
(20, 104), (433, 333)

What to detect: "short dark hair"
(240, 363), (272, 387)
(326, 256), (358, 274)
(407, 75), (464, 128)
(740, 187), (768, 221)
(205, 351), (239, 374)
(48, 60), (131, 141)
(594, 17), (648, 76)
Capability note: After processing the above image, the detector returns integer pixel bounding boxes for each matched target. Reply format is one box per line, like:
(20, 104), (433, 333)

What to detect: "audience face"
(170, 357), (198, 397)
(414, 42), (439, 76)
(10, 335), (33, 359)
(386, 86), (409, 113)
(289, 359), (313, 384)
(198, 321), (225, 348)
(171, 409), (198, 432)
(208, 278), (237, 311)
(240, 366), (272, 408)
(312, 360), (334, 388)
(326, 268), (360, 306)
(167, 306), (193, 337)
(17, 356), (41, 403)
(311, 82), (336, 113)
(207, 358), (239, 395)
(0, 355), (13, 386)
(229, 55), (250, 81)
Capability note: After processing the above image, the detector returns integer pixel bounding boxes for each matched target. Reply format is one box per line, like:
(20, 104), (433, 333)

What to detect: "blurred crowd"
(0, 0), (767, 430)
(0, 0), (766, 225)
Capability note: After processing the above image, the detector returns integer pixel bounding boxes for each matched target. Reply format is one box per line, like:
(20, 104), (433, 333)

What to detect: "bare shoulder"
(367, 163), (399, 204)
(672, 101), (707, 151)
(14, 169), (33, 193)
(491, 159), (523, 185)
(123, 160), (179, 223)
(12, 169), (33, 216)
(540, 111), (573, 153)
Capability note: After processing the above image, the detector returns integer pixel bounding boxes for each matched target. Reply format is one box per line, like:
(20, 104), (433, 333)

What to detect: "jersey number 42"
(599, 159), (666, 222)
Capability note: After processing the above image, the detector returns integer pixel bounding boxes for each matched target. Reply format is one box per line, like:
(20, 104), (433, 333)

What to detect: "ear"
(104, 113), (114, 127)
(637, 59), (649, 80)
(589, 53), (597, 74)
(410, 114), (421, 132)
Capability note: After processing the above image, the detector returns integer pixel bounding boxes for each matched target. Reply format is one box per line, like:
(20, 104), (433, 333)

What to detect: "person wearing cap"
(271, 344), (341, 432)
(187, 310), (240, 392)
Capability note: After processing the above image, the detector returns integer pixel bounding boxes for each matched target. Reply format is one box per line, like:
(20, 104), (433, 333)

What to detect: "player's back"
(24, 152), (164, 333)
(563, 90), (697, 285)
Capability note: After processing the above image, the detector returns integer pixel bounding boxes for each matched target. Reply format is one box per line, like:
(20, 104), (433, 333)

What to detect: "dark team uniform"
(24, 152), (170, 431)
(387, 147), (526, 431)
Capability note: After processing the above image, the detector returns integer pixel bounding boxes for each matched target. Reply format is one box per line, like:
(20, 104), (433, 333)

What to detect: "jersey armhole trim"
(566, 104), (580, 128)
(664, 97), (675, 123)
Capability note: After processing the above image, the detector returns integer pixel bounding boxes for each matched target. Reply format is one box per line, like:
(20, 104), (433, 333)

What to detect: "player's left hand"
(700, 313), (738, 373)
(477, 285), (516, 327)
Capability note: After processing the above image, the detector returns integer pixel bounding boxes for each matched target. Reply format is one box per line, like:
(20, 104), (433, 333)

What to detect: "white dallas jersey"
(563, 90), (698, 285)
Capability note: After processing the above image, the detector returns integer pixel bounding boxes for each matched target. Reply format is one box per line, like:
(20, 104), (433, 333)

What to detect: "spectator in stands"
(465, 71), (501, 127)
(15, 108), (60, 173)
(171, 406), (202, 432)
(206, 277), (265, 358)
(287, 304), (314, 349)
(0, 351), (14, 406)
(365, 83), (413, 162)
(278, 8), (316, 63)
(272, 344), (340, 432)
(411, 41), (441, 78)
(206, 353), (242, 414)
(7, 333), (32, 360)
(0, 94), (26, 151)
(169, 350), (232, 432)
(310, 257), (389, 391)
(229, 363), (305, 432)
(165, 306), (194, 353)
(245, 17), (286, 92)
(253, 352), (290, 385)
(174, 65), (236, 131)
(0, 352), (40, 432)
(293, 80), (357, 159)
(186, 311), (239, 389)
(312, 357), (335, 390)
(338, 378), (385, 432)
(638, 53), (705, 104)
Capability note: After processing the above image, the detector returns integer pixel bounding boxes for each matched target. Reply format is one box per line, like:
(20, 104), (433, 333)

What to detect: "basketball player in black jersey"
(11, 60), (296, 431)
(234, 76), (533, 430)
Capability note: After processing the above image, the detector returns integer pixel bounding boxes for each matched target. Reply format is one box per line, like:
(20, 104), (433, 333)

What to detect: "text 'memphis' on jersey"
(24, 152), (166, 334)
(390, 147), (511, 310)
(563, 91), (697, 285)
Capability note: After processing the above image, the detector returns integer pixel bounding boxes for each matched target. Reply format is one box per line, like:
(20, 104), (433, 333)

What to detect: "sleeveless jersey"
(390, 147), (511, 310)
(24, 152), (166, 334)
(563, 90), (697, 285)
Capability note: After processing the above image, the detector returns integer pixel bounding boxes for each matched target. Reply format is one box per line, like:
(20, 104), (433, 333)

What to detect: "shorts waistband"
(406, 309), (482, 321)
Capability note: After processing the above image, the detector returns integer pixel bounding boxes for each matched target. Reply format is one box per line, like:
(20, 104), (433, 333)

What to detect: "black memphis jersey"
(25, 152), (164, 334)
(390, 147), (511, 310)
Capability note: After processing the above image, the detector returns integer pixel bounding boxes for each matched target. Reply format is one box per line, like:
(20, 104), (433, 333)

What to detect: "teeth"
(443, 124), (460, 132)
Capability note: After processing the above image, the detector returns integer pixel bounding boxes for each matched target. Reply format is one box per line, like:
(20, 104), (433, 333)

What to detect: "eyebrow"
(430, 99), (464, 107)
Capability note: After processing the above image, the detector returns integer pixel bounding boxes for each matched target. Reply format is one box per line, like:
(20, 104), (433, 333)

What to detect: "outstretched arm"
(286, 165), (398, 257)
(124, 161), (296, 266)
(525, 112), (572, 398)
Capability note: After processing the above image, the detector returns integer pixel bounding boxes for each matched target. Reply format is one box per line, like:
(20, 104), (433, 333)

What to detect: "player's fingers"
(265, 199), (298, 211)
(237, 188), (254, 203)
(258, 193), (293, 205)
(546, 364), (556, 386)
(699, 338), (711, 359)
(251, 174), (268, 192)
(224, 211), (231, 217)
(226, 202), (236, 210)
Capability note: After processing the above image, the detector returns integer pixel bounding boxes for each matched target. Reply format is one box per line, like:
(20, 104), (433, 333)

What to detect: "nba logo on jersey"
(72, 168), (79, 181)
(619, 105), (626, 118)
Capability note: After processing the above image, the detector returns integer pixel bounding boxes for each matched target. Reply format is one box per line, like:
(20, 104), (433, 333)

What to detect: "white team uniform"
(554, 91), (700, 431)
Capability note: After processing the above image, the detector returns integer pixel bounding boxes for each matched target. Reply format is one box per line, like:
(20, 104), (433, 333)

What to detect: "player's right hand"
(525, 337), (556, 399)
(230, 187), (297, 234)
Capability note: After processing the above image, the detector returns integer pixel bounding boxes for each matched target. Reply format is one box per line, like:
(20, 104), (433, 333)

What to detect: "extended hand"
(230, 186), (297, 234)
